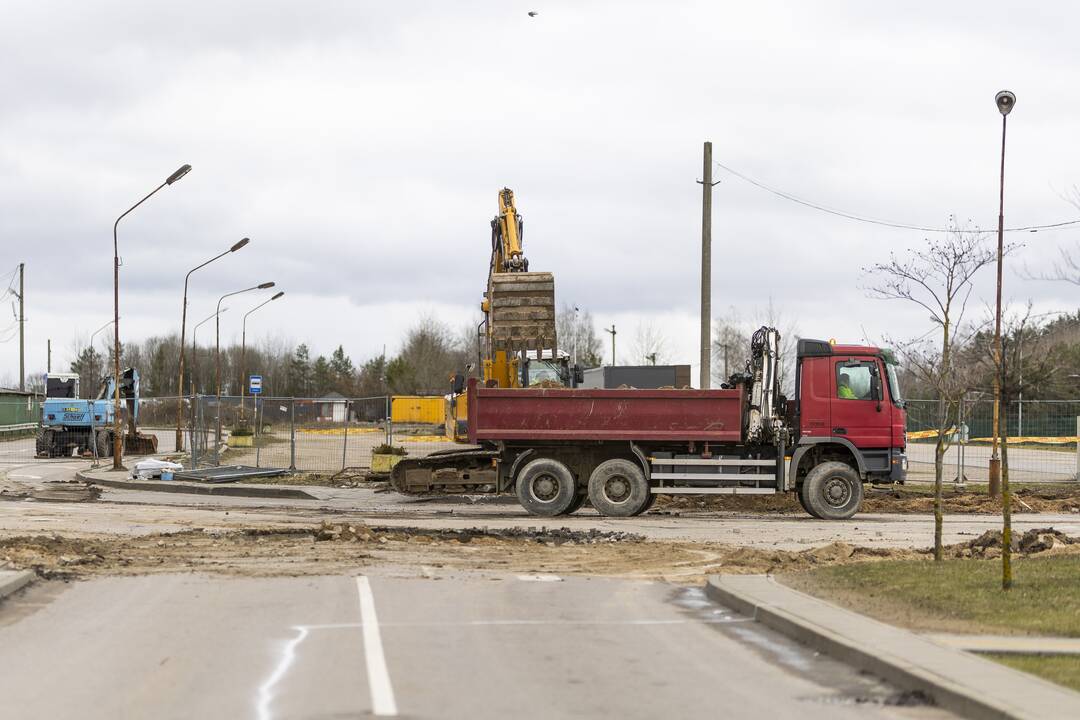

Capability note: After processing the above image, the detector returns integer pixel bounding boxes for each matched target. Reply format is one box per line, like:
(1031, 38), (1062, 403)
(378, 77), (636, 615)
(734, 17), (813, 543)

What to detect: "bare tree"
(865, 222), (995, 561)
(631, 320), (669, 365)
(556, 304), (603, 367)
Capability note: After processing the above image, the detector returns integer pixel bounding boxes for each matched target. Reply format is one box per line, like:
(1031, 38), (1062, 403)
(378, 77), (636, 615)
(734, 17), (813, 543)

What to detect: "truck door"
(830, 357), (891, 448)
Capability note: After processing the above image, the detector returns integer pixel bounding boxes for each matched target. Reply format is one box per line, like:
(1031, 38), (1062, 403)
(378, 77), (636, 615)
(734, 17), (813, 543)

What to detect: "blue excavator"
(36, 368), (158, 458)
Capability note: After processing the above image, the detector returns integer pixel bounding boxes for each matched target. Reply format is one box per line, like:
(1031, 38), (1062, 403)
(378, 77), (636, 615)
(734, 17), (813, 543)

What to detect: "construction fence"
(904, 399), (1080, 484)
(2, 395), (1079, 483)
(184, 395), (458, 475)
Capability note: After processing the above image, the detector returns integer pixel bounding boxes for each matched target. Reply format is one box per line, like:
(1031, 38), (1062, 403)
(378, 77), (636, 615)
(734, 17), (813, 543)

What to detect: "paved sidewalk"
(707, 574), (1080, 720)
(928, 633), (1080, 655)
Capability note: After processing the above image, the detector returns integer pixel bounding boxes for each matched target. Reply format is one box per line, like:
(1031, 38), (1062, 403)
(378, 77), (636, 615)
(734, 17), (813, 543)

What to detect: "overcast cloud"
(2, 0), (1079, 384)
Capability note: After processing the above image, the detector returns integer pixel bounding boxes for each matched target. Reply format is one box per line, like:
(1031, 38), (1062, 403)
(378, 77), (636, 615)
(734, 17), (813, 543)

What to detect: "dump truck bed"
(466, 380), (745, 443)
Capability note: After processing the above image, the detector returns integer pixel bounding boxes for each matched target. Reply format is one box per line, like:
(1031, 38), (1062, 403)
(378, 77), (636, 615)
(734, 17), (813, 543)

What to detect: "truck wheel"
(516, 458), (578, 516)
(802, 462), (863, 520)
(95, 431), (112, 458)
(35, 428), (53, 458)
(796, 482), (821, 518)
(588, 459), (650, 518)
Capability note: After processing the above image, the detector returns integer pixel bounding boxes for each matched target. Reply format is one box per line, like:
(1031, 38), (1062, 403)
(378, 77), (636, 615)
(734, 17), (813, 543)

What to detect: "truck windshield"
(885, 362), (904, 406)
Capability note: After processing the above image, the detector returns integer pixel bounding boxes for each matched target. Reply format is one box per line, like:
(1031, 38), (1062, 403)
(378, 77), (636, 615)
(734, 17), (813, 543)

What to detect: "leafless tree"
(631, 320), (670, 365)
(865, 221), (996, 561)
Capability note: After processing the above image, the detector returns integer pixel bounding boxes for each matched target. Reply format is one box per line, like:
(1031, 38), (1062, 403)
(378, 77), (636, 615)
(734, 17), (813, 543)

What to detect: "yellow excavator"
(445, 188), (577, 439)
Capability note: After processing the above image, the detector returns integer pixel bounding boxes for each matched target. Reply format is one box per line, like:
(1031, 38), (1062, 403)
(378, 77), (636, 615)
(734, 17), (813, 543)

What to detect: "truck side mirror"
(451, 373), (465, 395)
(870, 372), (883, 411)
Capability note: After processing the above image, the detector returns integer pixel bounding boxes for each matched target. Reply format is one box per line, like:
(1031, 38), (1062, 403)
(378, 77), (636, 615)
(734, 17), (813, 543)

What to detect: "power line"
(714, 160), (1080, 234)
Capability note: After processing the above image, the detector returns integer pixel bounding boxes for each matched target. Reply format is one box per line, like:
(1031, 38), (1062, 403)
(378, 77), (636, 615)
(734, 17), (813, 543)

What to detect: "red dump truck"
(391, 328), (907, 520)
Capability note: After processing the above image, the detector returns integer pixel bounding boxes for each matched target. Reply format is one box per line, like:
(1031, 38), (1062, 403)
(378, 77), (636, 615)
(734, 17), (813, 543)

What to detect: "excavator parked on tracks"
(444, 188), (581, 439)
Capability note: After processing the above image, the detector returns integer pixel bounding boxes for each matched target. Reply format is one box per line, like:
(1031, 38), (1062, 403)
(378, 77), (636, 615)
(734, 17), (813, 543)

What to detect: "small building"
(0, 388), (40, 434)
(579, 365), (693, 389)
(315, 392), (348, 423)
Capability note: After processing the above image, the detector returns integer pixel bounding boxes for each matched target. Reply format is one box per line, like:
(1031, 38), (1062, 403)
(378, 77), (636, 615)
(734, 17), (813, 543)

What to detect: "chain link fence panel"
(905, 399), (1080, 484)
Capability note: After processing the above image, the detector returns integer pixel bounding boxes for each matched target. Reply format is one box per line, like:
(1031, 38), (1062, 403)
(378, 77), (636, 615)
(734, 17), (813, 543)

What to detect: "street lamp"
(241, 291), (284, 421)
(991, 89), (1015, 591)
(111, 163), (191, 469)
(215, 282), (275, 447)
(989, 90), (1015, 499)
(191, 307), (228, 395)
(174, 237), (250, 452)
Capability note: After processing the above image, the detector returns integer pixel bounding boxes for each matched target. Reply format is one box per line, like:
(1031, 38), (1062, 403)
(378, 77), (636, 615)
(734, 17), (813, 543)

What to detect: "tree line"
(64, 305), (608, 399)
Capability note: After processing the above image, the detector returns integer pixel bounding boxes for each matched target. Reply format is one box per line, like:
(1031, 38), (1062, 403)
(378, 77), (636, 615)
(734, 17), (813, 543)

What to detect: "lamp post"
(215, 283), (275, 448)
(174, 237), (250, 452)
(191, 307), (228, 395)
(241, 291), (284, 421)
(88, 318), (116, 391)
(111, 163), (191, 469)
(604, 325), (616, 366)
(990, 89), (1015, 590)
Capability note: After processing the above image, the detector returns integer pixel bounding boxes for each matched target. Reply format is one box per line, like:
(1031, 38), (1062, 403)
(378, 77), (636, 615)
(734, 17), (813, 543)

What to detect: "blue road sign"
(249, 375), (263, 394)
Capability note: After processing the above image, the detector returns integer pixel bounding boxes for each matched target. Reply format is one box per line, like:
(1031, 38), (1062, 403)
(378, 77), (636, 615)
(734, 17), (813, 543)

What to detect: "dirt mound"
(312, 522), (644, 545)
(949, 527), (1080, 558)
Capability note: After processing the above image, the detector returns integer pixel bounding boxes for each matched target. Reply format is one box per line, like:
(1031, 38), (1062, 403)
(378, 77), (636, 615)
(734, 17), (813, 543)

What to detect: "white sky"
(2, 1), (1078, 385)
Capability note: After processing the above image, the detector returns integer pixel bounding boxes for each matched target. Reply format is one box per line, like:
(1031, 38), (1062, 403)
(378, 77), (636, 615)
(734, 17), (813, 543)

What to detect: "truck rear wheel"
(35, 428), (54, 458)
(588, 459), (650, 518)
(95, 430), (113, 458)
(516, 458), (578, 517)
(802, 461), (863, 520)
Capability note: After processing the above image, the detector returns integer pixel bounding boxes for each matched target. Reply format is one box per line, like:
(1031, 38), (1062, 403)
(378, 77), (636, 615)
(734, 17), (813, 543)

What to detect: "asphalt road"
(0, 572), (953, 720)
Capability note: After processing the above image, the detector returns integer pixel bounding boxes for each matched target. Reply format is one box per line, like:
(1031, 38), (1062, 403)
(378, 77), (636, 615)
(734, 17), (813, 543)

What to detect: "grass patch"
(783, 554), (1080, 637)
(986, 654), (1080, 692)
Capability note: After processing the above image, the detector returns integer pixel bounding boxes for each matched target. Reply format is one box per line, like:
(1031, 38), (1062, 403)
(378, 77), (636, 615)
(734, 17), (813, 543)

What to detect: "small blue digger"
(36, 368), (158, 458)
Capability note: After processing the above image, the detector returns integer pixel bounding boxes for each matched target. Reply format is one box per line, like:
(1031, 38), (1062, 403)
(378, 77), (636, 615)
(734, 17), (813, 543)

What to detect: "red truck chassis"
(391, 332), (907, 520)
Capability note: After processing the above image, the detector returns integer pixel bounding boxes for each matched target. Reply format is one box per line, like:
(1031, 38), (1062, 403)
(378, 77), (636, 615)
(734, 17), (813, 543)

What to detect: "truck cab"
(789, 339), (907, 492)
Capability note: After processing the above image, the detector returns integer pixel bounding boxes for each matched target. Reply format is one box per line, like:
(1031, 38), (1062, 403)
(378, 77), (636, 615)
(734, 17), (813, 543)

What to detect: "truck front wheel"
(802, 461), (863, 520)
(588, 459), (650, 517)
(516, 458), (578, 517)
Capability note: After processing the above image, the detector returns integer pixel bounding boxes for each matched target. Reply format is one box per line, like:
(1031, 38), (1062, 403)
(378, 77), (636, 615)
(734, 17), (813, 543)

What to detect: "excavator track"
(390, 447), (502, 494)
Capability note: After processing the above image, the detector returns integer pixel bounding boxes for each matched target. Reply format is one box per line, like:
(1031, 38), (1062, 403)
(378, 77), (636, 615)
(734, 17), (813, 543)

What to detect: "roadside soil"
(654, 484), (1080, 515)
(0, 522), (929, 585)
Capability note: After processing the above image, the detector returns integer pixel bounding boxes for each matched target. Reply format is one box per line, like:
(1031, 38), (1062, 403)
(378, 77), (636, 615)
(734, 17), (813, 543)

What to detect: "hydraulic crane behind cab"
(399, 329), (908, 521)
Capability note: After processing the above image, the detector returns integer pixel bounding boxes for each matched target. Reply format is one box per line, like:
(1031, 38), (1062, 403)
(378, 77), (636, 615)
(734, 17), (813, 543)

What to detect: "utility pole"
(16, 264), (24, 390)
(697, 141), (717, 389)
(47, 339), (51, 373)
(604, 325), (616, 366)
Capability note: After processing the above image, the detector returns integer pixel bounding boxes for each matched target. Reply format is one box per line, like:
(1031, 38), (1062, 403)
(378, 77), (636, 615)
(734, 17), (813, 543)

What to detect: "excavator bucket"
(124, 432), (159, 455)
(488, 272), (557, 354)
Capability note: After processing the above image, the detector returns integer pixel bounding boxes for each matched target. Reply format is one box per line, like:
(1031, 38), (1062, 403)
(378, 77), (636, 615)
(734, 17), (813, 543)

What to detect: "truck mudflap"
(390, 447), (501, 494)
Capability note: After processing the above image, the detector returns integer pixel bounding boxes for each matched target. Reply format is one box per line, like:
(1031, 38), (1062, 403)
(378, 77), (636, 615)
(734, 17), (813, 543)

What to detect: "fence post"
(342, 400), (351, 471)
(191, 395), (200, 469)
(385, 395), (392, 446)
(1075, 416), (1079, 482)
(289, 398), (296, 471)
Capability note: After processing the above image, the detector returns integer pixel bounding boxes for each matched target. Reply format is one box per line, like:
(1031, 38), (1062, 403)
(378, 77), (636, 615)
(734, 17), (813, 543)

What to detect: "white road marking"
(356, 576), (398, 717)
(301, 618), (749, 629)
(256, 626), (310, 720)
(8, 474), (41, 479)
(516, 574), (563, 582)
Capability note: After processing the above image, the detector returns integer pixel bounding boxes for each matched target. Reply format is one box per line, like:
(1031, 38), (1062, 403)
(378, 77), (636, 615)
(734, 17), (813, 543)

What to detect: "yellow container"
(371, 453), (404, 473)
(390, 396), (446, 425)
(228, 434), (253, 447)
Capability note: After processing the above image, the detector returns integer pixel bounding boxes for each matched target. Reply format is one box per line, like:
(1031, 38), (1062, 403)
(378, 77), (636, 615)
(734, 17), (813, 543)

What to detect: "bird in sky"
(528, 11), (538, 17)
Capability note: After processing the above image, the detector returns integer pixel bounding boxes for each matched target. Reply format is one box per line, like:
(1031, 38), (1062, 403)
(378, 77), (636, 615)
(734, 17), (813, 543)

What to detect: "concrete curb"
(705, 574), (1080, 720)
(76, 472), (317, 501)
(0, 570), (35, 601)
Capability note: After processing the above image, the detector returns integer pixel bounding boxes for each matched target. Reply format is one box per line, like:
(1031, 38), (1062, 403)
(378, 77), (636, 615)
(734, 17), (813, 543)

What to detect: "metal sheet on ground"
(172, 465), (290, 483)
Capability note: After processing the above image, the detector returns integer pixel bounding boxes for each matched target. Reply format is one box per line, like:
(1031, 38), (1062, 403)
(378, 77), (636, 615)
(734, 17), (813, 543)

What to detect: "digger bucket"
(124, 432), (159, 455)
(488, 272), (557, 353)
